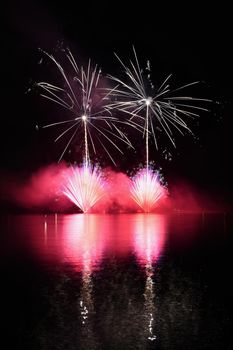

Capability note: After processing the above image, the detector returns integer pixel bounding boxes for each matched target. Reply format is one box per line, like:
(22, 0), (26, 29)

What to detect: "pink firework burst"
(131, 168), (166, 213)
(63, 163), (105, 213)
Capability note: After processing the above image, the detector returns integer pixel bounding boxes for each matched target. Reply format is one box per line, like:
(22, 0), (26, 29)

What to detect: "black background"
(2, 1), (233, 208)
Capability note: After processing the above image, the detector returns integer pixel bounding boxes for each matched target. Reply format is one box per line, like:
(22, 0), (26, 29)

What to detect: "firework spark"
(37, 49), (137, 164)
(131, 168), (166, 213)
(106, 47), (210, 168)
(63, 163), (105, 213)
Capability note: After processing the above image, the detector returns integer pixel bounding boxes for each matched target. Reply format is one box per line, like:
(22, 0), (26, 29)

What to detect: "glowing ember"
(63, 164), (105, 213)
(131, 168), (166, 213)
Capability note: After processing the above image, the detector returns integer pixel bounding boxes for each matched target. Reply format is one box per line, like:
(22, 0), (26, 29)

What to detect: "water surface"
(1, 213), (232, 349)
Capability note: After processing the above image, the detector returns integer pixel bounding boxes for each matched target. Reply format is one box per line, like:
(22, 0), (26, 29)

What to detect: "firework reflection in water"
(134, 214), (167, 342)
(63, 163), (105, 213)
(131, 168), (167, 213)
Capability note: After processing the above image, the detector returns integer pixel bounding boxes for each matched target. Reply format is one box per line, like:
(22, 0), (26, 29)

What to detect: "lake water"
(0, 213), (232, 349)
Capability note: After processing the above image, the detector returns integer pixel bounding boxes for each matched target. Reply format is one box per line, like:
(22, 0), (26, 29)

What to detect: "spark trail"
(37, 48), (137, 165)
(106, 47), (210, 167)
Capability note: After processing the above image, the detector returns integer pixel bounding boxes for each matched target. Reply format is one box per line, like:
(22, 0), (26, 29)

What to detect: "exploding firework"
(63, 163), (105, 213)
(106, 47), (209, 211)
(106, 47), (210, 168)
(130, 168), (166, 213)
(37, 48), (138, 164)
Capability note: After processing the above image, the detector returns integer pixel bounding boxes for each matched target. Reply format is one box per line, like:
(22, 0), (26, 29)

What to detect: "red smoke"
(0, 163), (220, 213)
(93, 168), (138, 213)
(0, 163), (71, 212)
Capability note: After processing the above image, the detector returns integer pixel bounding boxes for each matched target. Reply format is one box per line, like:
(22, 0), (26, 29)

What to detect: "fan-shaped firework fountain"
(131, 168), (166, 213)
(62, 163), (105, 213)
(107, 47), (209, 212)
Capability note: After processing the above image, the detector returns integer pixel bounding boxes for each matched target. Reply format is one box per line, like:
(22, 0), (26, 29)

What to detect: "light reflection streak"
(44, 215), (48, 245)
(133, 214), (167, 342)
(61, 214), (105, 272)
(61, 214), (104, 348)
(54, 213), (58, 237)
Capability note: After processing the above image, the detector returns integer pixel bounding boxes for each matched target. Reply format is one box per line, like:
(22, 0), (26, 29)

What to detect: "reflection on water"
(144, 270), (156, 342)
(61, 215), (106, 349)
(61, 214), (105, 272)
(79, 269), (98, 350)
(133, 214), (167, 343)
(1, 213), (232, 349)
(66, 215), (102, 349)
(133, 214), (167, 265)
(61, 214), (167, 347)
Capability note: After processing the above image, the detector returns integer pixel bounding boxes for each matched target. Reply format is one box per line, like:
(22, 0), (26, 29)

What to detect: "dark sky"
(2, 1), (233, 202)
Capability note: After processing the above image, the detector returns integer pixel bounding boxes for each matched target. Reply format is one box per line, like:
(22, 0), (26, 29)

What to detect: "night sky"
(2, 1), (233, 207)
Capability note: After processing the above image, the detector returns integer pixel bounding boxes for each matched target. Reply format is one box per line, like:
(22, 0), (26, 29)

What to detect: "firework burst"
(37, 48), (137, 165)
(106, 46), (210, 168)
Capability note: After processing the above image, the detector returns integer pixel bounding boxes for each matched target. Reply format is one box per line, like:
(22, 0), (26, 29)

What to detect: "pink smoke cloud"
(0, 163), (221, 213)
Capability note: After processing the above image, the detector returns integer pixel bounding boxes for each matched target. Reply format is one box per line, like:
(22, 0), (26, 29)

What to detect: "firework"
(63, 163), (105, 213)
(131, 168), (166, 213)
(106, 47), (210, 168)
(106, 47), (209, 211)
(37, 48), (137, 164)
